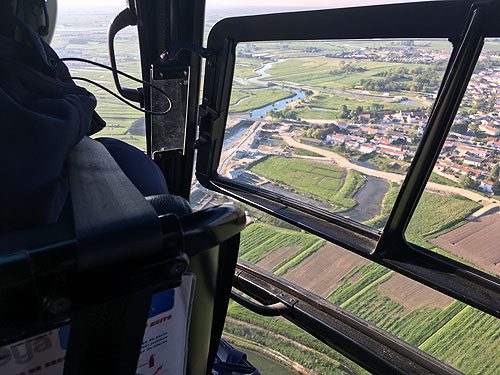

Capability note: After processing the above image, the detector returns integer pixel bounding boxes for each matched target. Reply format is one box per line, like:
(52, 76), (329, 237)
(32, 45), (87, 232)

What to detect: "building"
(480, 180), (494, 193)
(359, 144), (378, 153)
(479, 123), (500, 136)
(463, 156), (484, 167)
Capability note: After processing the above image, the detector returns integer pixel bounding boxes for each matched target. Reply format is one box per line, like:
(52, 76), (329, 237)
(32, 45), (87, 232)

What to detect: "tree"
(493, 180), (500, 195)
(491, 164), (500, 181)
(340, 104), (350, 119)
(451, 121), (468, 135)
(458, 175), (479, 189)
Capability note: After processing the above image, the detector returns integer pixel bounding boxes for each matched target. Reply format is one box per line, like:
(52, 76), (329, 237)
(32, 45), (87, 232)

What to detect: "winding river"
(231, 58), (422, 119)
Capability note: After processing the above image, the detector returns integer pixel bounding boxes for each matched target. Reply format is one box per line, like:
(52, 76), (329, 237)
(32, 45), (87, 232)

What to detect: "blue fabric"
(96, 137), (168, 196)
(0, 17), (104, 233)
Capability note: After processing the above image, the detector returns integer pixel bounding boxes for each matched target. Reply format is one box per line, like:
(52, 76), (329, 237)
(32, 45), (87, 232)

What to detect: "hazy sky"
(59, 0), (423, 10)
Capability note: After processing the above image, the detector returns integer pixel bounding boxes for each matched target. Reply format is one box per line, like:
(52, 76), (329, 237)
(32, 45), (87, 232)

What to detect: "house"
(335, 121), (349, 129)
(487, 140), (500, 149)
(479, 124), (500, 135)
(379, 148), (405, 160)
(345, 141), (358, 149)
(359, 144), (378, 153)
(330, 134), (351, 144)
(229, 168), (244, 179)
(480, 180), (494, 193)
(372, 137), (391, 145)
(456, 145), (489, 157)
(360, 126), (378, 135)
(350, 135), (367, 144)
(463, 156), (484, 167)
(450, 164), (471, 175)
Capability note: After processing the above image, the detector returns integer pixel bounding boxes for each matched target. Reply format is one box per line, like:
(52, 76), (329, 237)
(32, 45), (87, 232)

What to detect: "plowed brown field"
(281, 243), (369, 298)
(378, 273), (454, 312)
(431, 211), (500, 276)
(256, 246), (300, 270)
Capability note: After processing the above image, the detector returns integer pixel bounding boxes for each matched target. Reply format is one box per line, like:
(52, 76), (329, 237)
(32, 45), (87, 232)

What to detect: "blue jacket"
(0, 17), (105, 233)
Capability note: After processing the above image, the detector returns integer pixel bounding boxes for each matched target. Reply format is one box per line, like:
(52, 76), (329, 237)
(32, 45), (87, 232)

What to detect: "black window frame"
(196, 0), (500, 319)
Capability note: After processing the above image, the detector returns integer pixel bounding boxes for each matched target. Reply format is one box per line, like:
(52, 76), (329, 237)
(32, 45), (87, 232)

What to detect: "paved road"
(280, 132), (500, 211)
(220, 121), (262, 175)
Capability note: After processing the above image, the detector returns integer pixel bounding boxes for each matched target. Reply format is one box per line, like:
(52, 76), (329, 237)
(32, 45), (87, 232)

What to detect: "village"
(293, 62), (500, 195)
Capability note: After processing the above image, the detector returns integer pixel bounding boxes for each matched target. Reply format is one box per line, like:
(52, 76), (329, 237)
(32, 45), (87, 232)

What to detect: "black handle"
(230, 290), (288, 317)
(108, 8), (142, 103)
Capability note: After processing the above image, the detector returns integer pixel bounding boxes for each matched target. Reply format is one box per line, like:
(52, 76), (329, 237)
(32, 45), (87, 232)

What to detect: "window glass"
(192, 188), (500, 375)
(405, 39), (500, 279)
(220, 39), (451, 235)
(223, 299), (368, 375)
(52, 4), (146, 150)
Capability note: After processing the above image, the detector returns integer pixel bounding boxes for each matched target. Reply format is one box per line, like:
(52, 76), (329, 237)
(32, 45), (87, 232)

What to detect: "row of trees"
(329, 61), (367, 76)
(339, 103), (385, 120)
(267, 107), (299, 120)
(358, 64), (445, 93)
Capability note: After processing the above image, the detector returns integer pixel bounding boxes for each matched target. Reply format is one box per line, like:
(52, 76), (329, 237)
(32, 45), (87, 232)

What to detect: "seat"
(0, 194), (245, 375)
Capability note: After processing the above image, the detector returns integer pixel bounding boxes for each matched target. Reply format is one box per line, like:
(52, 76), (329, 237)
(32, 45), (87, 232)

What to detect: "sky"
(58, 0), (426, 10)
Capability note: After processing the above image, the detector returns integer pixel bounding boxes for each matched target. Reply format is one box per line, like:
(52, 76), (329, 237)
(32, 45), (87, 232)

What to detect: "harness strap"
(66, 136), (163, 270)
(64, 136), (164, 374)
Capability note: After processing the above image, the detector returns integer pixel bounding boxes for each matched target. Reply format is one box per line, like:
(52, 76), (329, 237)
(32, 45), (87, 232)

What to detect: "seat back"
(0, 202), (245, 375)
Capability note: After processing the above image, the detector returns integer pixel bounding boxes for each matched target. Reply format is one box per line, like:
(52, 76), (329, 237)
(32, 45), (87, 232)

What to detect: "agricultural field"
(225, 305), (368, 375)
(282, 242), (369, 298)
(406, 192), (481, 238)
(250, 156), (365, 210)
(239, 223), (325, 275)
(239, 199), (499, 374)
(230, 88), (295, 113)
(431, 211), (500, 276)
(52, 12), (146, 149)
(264, 58), (424, 90)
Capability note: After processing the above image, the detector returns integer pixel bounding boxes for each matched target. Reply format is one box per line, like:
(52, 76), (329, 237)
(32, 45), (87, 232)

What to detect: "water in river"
(231, 59), (307, 118)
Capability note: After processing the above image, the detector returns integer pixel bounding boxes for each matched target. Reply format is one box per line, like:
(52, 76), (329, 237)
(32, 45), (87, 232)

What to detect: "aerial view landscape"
(54, 4), (500, 374)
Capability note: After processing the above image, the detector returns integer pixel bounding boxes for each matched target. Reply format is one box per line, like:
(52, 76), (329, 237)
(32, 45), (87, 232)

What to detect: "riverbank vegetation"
(250, 156), (365, 210)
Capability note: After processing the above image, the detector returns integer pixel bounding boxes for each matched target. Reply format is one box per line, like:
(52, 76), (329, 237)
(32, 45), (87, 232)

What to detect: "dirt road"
(280, 132), (500, 209)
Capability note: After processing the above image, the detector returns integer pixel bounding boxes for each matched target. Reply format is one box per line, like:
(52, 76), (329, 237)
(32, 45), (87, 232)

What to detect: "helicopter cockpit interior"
(2, 0), (500, 374)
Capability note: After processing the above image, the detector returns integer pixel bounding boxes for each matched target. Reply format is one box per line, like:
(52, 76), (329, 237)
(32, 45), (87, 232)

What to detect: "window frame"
(196, 0), (500, 318)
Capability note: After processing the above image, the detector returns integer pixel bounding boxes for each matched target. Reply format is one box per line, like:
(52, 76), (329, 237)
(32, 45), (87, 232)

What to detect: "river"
(232, 58), (422, 113)
(232, 59), (307, 118)
(342, 176), (390, 223)
(236, 168), (389, 224)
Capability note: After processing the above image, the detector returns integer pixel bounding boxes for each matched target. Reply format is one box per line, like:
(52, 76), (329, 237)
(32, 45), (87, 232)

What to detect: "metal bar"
(234, 261), (463, 375)
(380, 4), (486, 238)
(230, 290), (289, 316)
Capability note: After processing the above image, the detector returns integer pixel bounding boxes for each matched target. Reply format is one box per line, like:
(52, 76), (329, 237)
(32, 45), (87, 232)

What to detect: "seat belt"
(64, 136), (165, 374)
(66, 136), (163, 270)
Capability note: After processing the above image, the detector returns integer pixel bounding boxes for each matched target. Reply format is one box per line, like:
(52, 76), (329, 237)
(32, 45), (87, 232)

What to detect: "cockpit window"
(406, 39), (500, 279)
(220, 39), (451, 233)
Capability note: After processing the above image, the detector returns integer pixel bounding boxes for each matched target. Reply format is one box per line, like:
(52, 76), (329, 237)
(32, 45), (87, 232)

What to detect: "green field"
(225, 304), (367, 375)
(364, 185), (481, 236)
(293, 148), (325, 157)
(231, 342), (295, 375)
(230, 88), (295, 113)
(239, 221), (500, 375)
(233, 57), (266, 88)
(239, 223), (324, 270)
(407, 193), (481, 238)
(265, 57), (425, 90)
(250, 156), (365, 210)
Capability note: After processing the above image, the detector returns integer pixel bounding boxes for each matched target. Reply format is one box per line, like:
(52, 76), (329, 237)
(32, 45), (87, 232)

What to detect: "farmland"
(250, 156), (365, 211)
(431, 211), (500, 276)
(230, 88), (295, 113)
(235, 165), (495, 373)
